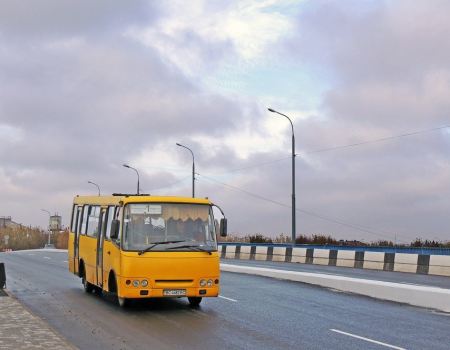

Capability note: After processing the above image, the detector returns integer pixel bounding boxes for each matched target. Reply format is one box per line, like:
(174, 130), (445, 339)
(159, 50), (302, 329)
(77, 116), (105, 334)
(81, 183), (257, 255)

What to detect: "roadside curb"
(0, 289), (77, 349)
(220, 263), (450, 313)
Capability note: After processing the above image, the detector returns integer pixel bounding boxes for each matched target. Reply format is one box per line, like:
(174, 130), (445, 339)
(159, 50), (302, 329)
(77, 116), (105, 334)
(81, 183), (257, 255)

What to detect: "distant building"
(0, 216), (21, 229)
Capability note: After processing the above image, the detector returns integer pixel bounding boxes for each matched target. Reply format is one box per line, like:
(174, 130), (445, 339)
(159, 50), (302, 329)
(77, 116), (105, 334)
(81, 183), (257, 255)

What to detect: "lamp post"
(123, 164), (140, 195)
(268, 108), (296, 247)
(41, 209), (51, 245)
(87, 181), (100, 196)
(176, 143), (195, 198)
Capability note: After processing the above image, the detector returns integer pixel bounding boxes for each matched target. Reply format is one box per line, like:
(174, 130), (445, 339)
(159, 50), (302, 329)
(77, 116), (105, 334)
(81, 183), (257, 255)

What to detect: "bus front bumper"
(120, 286), (219, 299)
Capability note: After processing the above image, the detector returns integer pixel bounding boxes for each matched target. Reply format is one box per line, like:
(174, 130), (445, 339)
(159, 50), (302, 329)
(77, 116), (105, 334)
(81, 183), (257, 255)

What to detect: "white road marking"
(330, 329), (405, 350)
(218, 295), (238, 302)
(43, 257), (51, 259)
(225, 263), (344, 277)
(62, 261), (68, 263)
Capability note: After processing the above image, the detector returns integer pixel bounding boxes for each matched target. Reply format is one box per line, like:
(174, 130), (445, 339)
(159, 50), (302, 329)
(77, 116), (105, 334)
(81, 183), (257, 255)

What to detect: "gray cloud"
(2, 1), (450, 243)
(0, 1), (256, 231)
(0, 0), (156, 39)
(272, 0), (450, 241)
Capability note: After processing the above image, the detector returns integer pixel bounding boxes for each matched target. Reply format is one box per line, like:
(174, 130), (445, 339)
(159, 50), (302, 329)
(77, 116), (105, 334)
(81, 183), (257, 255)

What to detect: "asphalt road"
(1, 250), (449, 350)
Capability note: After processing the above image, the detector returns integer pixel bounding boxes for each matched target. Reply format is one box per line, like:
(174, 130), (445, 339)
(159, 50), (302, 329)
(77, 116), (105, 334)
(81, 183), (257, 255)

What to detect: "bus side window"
(79, 205), (89, 236)
(70, 205), (78, 233)
(105, 206), (115, 241)
(86, 206), (101, 238)
(112, 206), (122, 247)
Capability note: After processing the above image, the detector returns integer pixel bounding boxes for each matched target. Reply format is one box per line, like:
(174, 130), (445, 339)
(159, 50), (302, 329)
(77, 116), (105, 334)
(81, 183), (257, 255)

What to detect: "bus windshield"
(122, 203), (217, 252)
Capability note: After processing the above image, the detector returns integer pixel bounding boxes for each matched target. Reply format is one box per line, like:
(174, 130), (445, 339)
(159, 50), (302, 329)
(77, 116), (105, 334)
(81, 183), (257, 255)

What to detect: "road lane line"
(330, 329), (405, 350)
(218, 295), (238, 302)
(43, 257), (51, 259)
(62, 261), (68, 263)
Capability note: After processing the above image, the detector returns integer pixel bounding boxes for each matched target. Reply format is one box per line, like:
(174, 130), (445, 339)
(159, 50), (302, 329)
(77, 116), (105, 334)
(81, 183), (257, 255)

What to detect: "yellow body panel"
(102, 240), (121, 291)
(68, 231), (75, 274)
(68, 195), (221, 300)
(78, 235), (97, 284)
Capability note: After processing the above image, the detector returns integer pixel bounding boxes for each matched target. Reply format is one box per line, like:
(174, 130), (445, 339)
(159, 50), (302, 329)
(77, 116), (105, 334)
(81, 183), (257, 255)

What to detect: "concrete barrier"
(219, 245), (450, 277)
(220, 263), (450, 313)
(0, 262), (5, 289)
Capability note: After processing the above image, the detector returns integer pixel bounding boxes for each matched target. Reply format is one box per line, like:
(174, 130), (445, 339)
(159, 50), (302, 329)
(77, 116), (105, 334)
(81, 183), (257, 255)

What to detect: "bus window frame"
(112, 206), (122, 249)
(79, 204), (89, 236)
(86, 205), (101, 238)
(70, 204), (78, 233)
(104, 206), (116, 243)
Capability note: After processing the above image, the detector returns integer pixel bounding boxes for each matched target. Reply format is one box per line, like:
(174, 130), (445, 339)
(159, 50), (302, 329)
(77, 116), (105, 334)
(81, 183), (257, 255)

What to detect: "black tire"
(93, 286), (103, 294)
(83, 271), (94, 293)
(118, 296), (131, 308)
(188, 297), (202, 306)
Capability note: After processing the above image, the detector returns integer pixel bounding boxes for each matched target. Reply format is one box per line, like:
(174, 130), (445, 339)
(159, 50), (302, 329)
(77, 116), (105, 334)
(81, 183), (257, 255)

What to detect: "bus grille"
(154, 279), (194, 287)
(155, 280), (193, 283)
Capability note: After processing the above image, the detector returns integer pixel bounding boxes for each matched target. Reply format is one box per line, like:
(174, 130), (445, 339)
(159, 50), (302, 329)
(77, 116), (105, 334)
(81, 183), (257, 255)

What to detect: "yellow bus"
(68, 194), (227, 307)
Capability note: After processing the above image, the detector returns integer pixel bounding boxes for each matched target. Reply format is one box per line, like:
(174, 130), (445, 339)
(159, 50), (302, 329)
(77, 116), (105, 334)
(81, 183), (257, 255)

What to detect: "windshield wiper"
(138, 240), (186, 255)
(165, 244), (212, 255)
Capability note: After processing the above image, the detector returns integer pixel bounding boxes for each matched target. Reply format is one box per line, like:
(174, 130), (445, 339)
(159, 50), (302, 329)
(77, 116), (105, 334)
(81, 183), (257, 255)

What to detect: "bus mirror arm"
(211, 203), (227, 237)
(110, 219), (120, 239)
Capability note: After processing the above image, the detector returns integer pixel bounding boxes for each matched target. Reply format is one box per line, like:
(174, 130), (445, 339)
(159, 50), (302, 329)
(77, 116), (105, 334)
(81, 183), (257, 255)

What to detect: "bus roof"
(73, 195), (212, 206)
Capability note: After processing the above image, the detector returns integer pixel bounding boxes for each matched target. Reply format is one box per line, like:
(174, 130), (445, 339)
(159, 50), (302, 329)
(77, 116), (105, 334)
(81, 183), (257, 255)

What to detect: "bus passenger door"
(96, 209), (106, 287)
(74, 206), (83, 275)
(68, 204), (78, 275)
(102, 206), (121, 292)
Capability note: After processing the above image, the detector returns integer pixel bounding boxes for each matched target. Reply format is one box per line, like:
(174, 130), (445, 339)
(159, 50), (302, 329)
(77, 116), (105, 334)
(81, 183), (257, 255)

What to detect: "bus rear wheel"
(83, 271), (94, 293)
(188, 297), (202, 306)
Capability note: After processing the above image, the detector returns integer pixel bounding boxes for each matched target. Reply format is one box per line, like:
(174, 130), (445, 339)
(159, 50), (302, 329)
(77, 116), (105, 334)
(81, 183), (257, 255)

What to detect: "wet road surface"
(1, 250), (449, 349)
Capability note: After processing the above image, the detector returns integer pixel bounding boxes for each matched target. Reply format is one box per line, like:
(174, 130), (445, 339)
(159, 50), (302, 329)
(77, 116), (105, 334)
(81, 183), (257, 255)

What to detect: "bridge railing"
(218, 242), (450, 255)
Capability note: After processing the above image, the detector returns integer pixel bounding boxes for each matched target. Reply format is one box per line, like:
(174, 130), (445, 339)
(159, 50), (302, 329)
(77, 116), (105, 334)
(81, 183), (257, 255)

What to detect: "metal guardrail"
(218, 243), (450, 255)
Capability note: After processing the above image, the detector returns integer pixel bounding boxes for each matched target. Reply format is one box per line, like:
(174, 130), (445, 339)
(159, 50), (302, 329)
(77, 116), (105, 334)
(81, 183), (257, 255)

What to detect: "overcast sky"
(1, 0), (449, 243)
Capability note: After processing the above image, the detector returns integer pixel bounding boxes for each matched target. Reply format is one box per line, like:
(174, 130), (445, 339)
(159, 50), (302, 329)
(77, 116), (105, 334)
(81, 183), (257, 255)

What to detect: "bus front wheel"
(118, 296), (131, 308)
(188, 297), (202, 306)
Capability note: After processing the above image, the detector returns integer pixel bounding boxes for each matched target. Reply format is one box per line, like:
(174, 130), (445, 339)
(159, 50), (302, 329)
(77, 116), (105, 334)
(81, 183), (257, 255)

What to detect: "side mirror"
(110, 219), (120, 239)
(220, 218), (227, 237)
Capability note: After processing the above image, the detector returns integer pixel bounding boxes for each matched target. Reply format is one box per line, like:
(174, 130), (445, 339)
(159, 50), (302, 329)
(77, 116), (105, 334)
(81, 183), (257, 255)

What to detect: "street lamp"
(268, 108), (296, 248)
(87, 181), (100, 196)
(123, 164), (140, 195)
(176, 143), (195, 198)
(41, 209), (51, 245)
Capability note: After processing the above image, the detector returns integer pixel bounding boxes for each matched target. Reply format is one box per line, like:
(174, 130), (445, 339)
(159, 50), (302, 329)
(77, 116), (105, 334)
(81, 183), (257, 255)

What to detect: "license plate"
(163, 289), (186, 296)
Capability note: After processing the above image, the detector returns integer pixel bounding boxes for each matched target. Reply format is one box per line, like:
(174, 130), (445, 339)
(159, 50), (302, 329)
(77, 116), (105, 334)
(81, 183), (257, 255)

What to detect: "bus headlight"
(207, 279), (214, 287)
(141, 280), (148, 287)
(132, 280), (140, 287)
(200, 279), (207, 287)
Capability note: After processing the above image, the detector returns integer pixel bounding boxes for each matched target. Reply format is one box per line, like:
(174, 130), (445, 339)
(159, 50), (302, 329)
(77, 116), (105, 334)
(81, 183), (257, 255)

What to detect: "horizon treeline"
(0, 226), (68, 251)
(218, 233), (450, 248)
(2, 227), (448, 251)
